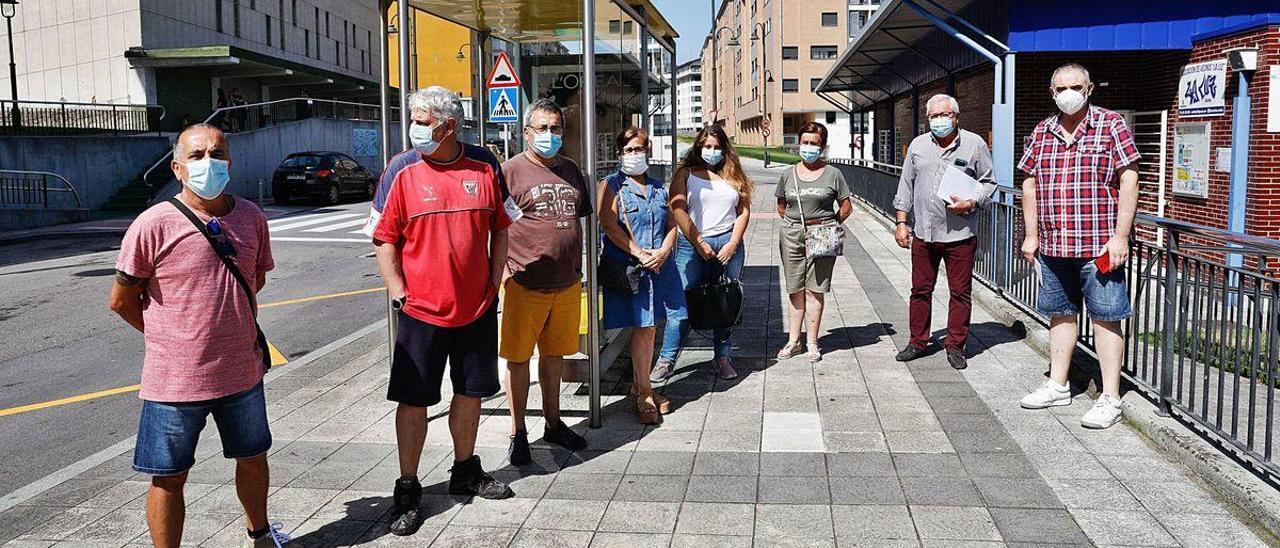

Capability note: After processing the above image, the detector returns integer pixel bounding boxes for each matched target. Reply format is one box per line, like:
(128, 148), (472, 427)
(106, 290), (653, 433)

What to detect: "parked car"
(272, 152), (376, 205)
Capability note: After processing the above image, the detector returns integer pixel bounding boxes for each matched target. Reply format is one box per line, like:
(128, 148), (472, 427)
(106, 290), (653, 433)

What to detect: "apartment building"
(701, 0), (881, 158)
(675, 59), (703, 134)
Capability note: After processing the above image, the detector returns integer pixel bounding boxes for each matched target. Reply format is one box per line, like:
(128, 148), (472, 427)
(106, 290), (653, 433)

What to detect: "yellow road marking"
(0, 287), (386, 418)
(0, 384), (142, 417)
(258, 287), (385, 309)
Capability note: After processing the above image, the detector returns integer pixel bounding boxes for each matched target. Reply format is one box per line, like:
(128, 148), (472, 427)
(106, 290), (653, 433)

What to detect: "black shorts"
(388, 304), (501, 407)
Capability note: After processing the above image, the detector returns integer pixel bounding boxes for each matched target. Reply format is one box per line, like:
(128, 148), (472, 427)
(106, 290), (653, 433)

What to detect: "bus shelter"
(376, 0), (680, 427)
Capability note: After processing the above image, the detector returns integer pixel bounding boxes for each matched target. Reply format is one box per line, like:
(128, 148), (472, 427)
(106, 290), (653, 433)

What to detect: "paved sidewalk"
(0, 167), (1270, 547)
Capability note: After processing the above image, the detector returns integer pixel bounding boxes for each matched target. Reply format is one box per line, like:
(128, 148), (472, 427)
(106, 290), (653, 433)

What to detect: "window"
(811, 45), (838, 60)
(325, 11), (330, 37)
(249, 0), (255, 9)
(826, 111), (838, 124)
(810, 78), (822, 91)
(279, 10), (286, 50)
(821, 12), (837, 27)
(305, 29), (311, 56)
(782, 79), (799, 93)
(782, 46), (797, 60)
(232, 0), (241, 37)
(215, 0), (223, 33)
(266, 15), (272, 46)
(291, 0), (297, 22)
(609, 20), (619, 34)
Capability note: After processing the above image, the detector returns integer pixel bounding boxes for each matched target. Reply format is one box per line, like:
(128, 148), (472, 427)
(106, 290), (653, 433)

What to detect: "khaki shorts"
(499, 279), (582, 363)
(780, 222), (836, 294)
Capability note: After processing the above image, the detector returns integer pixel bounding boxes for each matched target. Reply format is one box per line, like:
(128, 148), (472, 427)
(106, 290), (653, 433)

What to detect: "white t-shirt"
(687, 172), (740, 237)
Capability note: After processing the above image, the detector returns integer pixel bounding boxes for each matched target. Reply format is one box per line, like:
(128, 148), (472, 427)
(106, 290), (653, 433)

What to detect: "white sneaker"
(1081, 394), (1124, 429)
(1020, 380), (1072, 409)
(242, 522), (290, 548)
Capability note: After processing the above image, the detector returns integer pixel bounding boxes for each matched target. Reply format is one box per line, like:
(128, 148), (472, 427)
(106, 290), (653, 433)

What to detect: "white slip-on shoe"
(1080, 394), (1124, 429)
(1019, 380), (1072, 409)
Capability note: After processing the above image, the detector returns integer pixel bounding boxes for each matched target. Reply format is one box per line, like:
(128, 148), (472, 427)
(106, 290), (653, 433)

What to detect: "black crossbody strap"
(167, 197), (271, 372)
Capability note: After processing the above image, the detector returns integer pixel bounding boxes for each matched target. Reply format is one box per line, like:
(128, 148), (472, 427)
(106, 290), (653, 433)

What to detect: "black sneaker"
(895, 344), (929, 362)
(509, 430), (533, 465)
(388, 477), (423, 536)
(448, 456), (514, 499)
(946, 348), (968, 370)
(544, 419), (588, 451)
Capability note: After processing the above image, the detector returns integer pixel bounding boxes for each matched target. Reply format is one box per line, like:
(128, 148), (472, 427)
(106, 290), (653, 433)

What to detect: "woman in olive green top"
(775, 122), (852, 362)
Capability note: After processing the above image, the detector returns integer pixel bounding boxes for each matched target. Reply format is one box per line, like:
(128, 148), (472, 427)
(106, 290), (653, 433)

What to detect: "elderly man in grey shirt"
(892, 93), (996, 370)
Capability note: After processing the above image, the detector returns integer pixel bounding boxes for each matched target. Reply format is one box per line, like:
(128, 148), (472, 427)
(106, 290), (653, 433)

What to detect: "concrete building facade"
(701, 0), (882, 158)
(1, 0), (383, 131)
(675, 58), (702, 134)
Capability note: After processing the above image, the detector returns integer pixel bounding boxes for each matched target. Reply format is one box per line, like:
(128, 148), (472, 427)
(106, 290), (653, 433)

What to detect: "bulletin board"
(1172, 122), (1210, 199)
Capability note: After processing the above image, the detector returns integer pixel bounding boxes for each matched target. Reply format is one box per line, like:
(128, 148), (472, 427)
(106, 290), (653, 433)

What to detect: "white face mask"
(1054, 89), (1088, 116)
(620, 152), (649, 176)
(184, 158), (231, 200)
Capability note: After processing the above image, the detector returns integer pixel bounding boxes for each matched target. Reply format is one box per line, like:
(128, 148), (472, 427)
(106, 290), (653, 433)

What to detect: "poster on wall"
(1177, 60), (1227, 117)
(1268, 65), (1280, 132)
(1172, 122), (1210, 198)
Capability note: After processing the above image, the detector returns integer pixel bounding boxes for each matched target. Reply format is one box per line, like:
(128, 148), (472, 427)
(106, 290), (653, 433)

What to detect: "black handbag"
(168, 197), (273, 373)
(598, 254), (642, 294)
(685, 261), (743, 331)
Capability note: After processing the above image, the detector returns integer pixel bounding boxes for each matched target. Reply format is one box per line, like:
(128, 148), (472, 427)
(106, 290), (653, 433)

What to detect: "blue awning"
(1008, 1), (1279, 52)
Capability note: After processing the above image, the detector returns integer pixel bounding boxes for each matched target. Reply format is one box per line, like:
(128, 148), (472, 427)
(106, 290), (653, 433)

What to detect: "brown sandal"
(629, 387), (661, 425)
(654, 393), (672, 415)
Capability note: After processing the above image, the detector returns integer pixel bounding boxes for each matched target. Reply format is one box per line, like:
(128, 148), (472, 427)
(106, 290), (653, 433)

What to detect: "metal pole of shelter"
(380, 1), (396, 354)
(583, 0), (602, 429)
(379, 2), (391, 165)
(671, 41), (678, 167)
(397, 0), (412, 150)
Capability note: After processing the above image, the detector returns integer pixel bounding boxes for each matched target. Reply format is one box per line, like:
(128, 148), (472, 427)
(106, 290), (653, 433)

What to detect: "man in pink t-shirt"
(109, 124), (287, 548)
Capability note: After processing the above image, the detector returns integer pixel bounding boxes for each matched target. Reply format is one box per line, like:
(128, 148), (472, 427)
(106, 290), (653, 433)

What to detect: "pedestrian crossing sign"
(488, 87), (520, 123)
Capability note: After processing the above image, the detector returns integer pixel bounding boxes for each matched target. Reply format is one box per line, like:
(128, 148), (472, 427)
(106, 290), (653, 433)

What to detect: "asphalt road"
(0, 199), (389, 495)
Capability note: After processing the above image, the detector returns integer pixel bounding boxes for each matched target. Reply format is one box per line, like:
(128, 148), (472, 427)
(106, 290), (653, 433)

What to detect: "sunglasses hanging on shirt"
(206, 218), (237, 258)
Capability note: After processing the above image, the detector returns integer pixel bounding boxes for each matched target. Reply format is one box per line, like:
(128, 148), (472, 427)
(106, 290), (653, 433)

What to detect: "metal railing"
(0, 170), (83, 210)
(837, 160), (1280, 480)
(142, 97), (390, 188)
(0, 99), (165, 135)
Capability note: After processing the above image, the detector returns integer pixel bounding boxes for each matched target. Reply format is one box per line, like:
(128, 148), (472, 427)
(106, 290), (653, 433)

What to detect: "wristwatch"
(391, 296), (406, 311)
(895, 220), (909, 226)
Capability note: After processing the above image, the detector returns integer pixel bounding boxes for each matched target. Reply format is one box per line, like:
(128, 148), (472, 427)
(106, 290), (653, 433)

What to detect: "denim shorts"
(1036, 255), (1132, 322)
(133, 382), (272, 476)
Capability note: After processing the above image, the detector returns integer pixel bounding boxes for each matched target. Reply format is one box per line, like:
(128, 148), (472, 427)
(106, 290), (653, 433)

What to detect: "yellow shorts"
(499, 279), (582, 363)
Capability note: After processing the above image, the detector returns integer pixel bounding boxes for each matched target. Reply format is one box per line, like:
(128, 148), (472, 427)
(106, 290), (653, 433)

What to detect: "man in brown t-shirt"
(501, 99), (592, 464)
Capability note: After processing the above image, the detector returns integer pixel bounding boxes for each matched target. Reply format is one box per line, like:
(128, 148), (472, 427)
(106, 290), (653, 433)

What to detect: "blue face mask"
(184, 158), (230, 199)
(929, 117), (955, 138)
(799, 144), (822, 164)
(702, 148), (724, 166)
(531, 131), (563, 158)
(409, 122), (441, 155)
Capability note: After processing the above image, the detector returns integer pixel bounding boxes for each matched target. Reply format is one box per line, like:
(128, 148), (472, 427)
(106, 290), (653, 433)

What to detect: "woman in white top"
(658, 125), (754, 382)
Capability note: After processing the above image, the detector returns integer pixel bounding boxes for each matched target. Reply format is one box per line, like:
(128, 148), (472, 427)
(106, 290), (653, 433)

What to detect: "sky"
(651, 0), (715, 64)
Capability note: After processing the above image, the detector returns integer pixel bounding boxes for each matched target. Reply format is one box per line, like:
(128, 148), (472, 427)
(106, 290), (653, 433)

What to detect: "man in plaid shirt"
(1017, 63), (1140, 430)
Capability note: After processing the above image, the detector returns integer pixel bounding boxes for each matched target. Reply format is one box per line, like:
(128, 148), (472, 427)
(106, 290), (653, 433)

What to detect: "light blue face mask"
(185, 158), (231, 199)
(929, 117), (955, 138)
(799, 144), (822, 164)
(702, 147), (724, 166)
(409, 122), (441, 155)
(531, 131), (563, 158)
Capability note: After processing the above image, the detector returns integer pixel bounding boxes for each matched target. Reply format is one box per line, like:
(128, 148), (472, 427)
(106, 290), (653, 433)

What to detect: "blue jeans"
(1036, 255), (1132, 322)
(133, 382), (272, 476)
(660, 231), (745, 361)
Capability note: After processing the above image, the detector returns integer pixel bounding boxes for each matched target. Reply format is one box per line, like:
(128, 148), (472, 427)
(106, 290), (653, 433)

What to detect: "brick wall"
(1165, 26), (1280, 241)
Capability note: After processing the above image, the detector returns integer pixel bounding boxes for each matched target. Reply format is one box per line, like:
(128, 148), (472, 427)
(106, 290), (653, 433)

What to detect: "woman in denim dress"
(598, 127), (685, 424)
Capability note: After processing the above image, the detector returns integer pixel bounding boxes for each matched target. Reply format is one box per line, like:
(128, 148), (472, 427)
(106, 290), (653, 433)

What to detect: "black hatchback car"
(272, 152), (376, 205)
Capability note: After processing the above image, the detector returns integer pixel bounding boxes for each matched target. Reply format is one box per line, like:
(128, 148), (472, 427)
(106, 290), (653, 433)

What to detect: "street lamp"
(751, 20), (773, 167)
(762, 69), (775, 167)
(456, 42), (470, 62)
(2, 0), (19, 129)
(707, 25), (739, 127)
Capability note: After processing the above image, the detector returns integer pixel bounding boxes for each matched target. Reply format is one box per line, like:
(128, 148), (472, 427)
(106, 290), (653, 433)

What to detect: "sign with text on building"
(1178, 60), (1227, 117)
(1173, 122), (1211, 198)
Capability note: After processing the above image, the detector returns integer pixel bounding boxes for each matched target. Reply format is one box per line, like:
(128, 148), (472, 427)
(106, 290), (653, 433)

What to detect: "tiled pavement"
(0, 164), (1271, 547)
